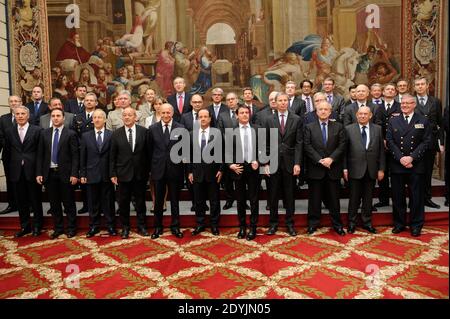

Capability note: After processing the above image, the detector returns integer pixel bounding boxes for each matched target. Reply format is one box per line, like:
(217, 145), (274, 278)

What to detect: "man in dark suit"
(264, 92), (303, 236)
(217, 92), (239, 210)
(304, 93), (339, 124)
(110, 107), (149, 239)
(64, 84), (87, 114)
(4, 106), (43, 237)
(395, 79), (410, 103)
(414, 76), (444, 209)
(148, 103), (185, 239)
(344, 85), (358, 106)
(343, 84), (379, 126)
(167, 77), (192, 123)
(286, 81), (306, 116)
(242, 87), (260, 124)
(25, 85), (49, 125)
(0, 95), (21, 215)
(227, 106), (262, 240)
(208, 87), (227, 128)
(386, 94), (432, 237)
(304, 101), (346, 236)
(373, 83), (401, 208)
(188, 108), (223, 236)
(344, 106), (385, 234)
(300, 80), (315, 114)
(322, 78), (346, 122)
(36, 108), (79, 239)
(80, 109), (116, 237)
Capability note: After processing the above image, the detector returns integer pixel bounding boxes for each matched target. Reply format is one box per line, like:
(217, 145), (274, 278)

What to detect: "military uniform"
(72, 112), (95, 138)
(386, 112), (431, 233)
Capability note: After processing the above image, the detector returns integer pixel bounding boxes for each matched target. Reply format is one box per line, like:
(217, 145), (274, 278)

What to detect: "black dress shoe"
(371, 206), (378, 212)
(374, 201), (389, 208)
(192, 226), (206, 236)
(121, 228), (130, 239)
(211, 226), (220, 236)
(223, 201), (233, 210)
(424, 199), (440, 209)
(245, 203), (251, 210)
(46, 209), (52, 216)
(265, 205), (270, 211)
(334, 227), (346, 236)
(50, 231), (64, 239)
(77, 207), (88, 214)
(307, 227), (316, 235)
(67, 231), (77, 238)
(347, 225), (356, 234)
(266, 226), (277, 235)
(190, 206), (195, 212)
(287, 226), (297, 237)
(411, 228), (421, 237)
(0, 206), (17, 215)
(237, 227), (246, 239)
(86, 228), (100, 238)
(171, 228), (183, 238)
(392, 226), (406, 234)
(107, 227), (118, 236)
(204, 205), (209, 211)
(138, 228), (150, 237)
(14, 228), (31, 238)
(246, 228), (257, 241)
(444, 199), (448, 207)
(32, 228), (42, 237)
(362, 225), (377, 234)
(151, 228), (163, 239)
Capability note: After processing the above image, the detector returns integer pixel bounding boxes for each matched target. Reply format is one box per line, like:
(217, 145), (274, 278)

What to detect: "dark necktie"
(194, 112), (198, 120)
(361, 126), (367, 149)
(87, 113), (91, 121)
(164, 124), (170, 145)
(34, 101), (39, 115)
(280, 114), (285, 135)
(306, 97), (312, 113)
(386, 103), (391, 112)
(321, 122), (327, 146)
(79, 102), (84, 112)
(96, 131), (103, 150)
(201, 130), (207, 152)
(52, 128), (59, 164)
(128, 128), (133, 151)
(405, 115), (410, 124)
(419, 97), (425, 106)
(327, 95), (333, 104)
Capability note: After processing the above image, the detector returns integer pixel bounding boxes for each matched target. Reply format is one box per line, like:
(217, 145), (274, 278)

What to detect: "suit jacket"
(243, 104), (260, 124)
(344, 123), (385, 179)
(147, 121), (185, 182)
(373, 100), (401, 139)
(25, 101), (49, 125)
(80, 129), (113, 184)
(64, 99), (84, 114)
(415, 95), (443, 151)
(180, 111), (196, 132)
(39, 112), (75, 130)
(265, 112), (303, 174)
(167, 92), (192, 122)
(304, 120), (346, 180)
(328, 94), (346, 122)
(208, 103), (228, 127)
(72, 112), (94, 138)
(217, 109), (238, 132)
(343, 102), (379, 126)
(255, 106), (276, 127)
(0, 113), (15, 158)
(289, 96), (306, 117)
(188, 128), (223, 183)
(4, 124), (42, 182)
(304, 110), (338, 125)
(36, 127), (79, 182)
(110, 125), (149, 182)
(386, 113), (431, 174)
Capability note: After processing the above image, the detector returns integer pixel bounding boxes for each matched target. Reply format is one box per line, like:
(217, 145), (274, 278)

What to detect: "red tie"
(178, 95), (184, 114)
(280, 114), (285, 135)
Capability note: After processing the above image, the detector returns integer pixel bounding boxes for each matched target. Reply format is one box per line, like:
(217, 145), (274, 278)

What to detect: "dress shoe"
(46, 209), (52, 216)
(287, 226), (297, 237)
(371, 206), (377, 212)
(14, 228), (31, 238)
(190, 206), (195, 212)
(192, 226), (206, 236)
(424, 199), (440, 209)
(374, 201), (389, 208)
(307, 227), (317, 235)
(222, 201), (234, 210)
(411, 228), (422, 237)
(121, 228), (130, 239)
(266, 226), (277, 235)
(138, 228), (150, 237)
(392, 226), (406, 234)
(245, 203), (251, 210)
(237, 227), (246, 239)
(86, 228), (100, 238)
(265, 205), (270, 211)
(32, 228), (42, 237)
(347, 225), (356, 234)
(211, 226), (220, 236)
(67, 231), (77, 238)
(444, 199), (448, 207)
(246, 228), (257, 241)
(204, 205), (209, 211)
(362, 225), (377, 234)
(0, 206), (17, 215)
(77, 207), (88, 214)
(334, 227), (346, 236)
(50, 231), (64, 239)
(107, 227), (118, 236)
(151, 228), (163, 239)
(171, 228), (183, 238)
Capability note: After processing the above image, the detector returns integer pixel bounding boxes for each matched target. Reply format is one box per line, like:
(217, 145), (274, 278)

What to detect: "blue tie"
(34, 101), (39, 114)
(361, 126), (367, 149)
(201, 130), (207, 152)
(321, 122), (327, 146)
(51, 128), (59, 164)
(97, 131), (103, 150)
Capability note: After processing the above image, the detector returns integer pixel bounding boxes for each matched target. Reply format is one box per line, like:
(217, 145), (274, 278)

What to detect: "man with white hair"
(208, 87), (227, 127)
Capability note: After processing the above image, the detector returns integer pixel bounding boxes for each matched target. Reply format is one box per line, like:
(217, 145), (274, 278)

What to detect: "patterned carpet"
(0, 226), (448, 299)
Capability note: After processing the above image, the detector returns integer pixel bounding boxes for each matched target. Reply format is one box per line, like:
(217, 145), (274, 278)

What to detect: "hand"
(251, 161), (259, 171)
(80, 177), (87, 184)
(70, 176), (78, 185)
(36, 176), (43, 185)
(319, 157), (333, 169)
(216, 171), (223, 183)
(400, 156), (413, 168)
(230, 164), (244, 175)
(264, 165), (270, 176)
(343, 170), (348, 182)
(188, 173), (194, 184)
(384, 140), (387, 150)
(440, 145), (445, 153)
(377, 170), (385, 181)
(293, 165), (301, 176)
(111, 177), (118, 186)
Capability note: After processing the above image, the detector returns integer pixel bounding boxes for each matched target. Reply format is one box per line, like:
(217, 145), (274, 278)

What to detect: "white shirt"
(86, 111), (94, 120)
(17, 122), (29, 142)
(384, 99), (394, 110)
(229, 109), (236, 119)
(404, 113), (414, 124)
(77, 99), (84, 108)
(213, 104), (221, 118)
(359, 124), (370, 149)
(51, 125), (64, 168)
(95, 127), (105, 144)
(289, 96), (295, 108)
(417, 95), (428, 105)
(125, 124), (136, 152)
(162, 120), (173, 135)
(239, 123), (252, 162)
(198, 126), (210, 148)
(357, 101), (368, 108)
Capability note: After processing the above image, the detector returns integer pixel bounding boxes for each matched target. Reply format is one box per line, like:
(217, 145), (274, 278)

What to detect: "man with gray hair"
(106, 90), (142, 131)
(208, 87), (227, 127)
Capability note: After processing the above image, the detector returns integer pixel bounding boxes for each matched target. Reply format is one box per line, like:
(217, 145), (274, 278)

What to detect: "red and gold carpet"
(0, 226), (448, 299)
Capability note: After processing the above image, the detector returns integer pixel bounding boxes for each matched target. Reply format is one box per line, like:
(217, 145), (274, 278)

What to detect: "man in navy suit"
(167, 77), (192, 123)
(386, 94), (432, 237)
(25, 85), (49, 125)
(64, 84), (87, 114)
(208, 87), (227, 128)
(80, 109), (116, 237)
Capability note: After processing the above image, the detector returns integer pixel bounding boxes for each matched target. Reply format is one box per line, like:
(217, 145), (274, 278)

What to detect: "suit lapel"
(368, 123), (375, 149)
(57, 127), (68, 152)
